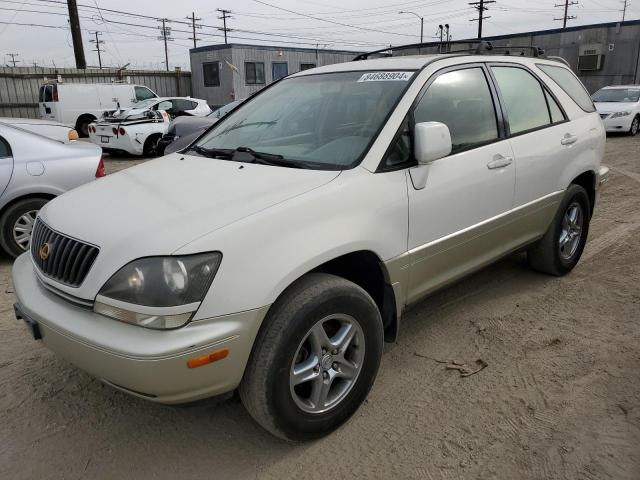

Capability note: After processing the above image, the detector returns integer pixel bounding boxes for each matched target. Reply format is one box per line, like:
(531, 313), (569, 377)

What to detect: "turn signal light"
(119, 127), (126, 136)
(112, 127), (118, 135)
(187, 348), (229, 369)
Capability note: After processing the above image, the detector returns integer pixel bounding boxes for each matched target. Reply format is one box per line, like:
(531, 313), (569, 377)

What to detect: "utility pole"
(89, 31), (104, 69)
(66, 0), (86, 68)
(217, 9), (232, 44)
(6, 53), (19, 67)
(437, 25), (444, 53)
(157, 18), (173, 71)
(554, 0), (578, 28)
(469, 0), (495, 39)
(621, 0), (628, 22)
(186, 12), (202, 49)
(445, 24), (451, 52)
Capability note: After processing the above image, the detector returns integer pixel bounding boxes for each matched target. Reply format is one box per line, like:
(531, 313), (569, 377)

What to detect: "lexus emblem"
(38, 243), (51, 260)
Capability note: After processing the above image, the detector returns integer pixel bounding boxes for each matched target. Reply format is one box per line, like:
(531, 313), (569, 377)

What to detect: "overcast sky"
(0, 0), (638, 70)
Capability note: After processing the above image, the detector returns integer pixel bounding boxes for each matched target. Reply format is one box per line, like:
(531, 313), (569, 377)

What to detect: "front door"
(406, 66), (516, 304)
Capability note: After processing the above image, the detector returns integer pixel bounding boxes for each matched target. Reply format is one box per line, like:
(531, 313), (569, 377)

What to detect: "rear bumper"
(12, 253), (268, 404)
(89, 129), (145, 155)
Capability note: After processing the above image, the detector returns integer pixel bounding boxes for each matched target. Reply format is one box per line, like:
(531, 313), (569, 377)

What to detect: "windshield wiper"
(233, 147), (304, 169)
(188, 145), (234, 158)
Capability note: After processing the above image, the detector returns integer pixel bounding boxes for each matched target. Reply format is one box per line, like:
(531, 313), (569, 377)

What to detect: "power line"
(250, 0), (418, 38)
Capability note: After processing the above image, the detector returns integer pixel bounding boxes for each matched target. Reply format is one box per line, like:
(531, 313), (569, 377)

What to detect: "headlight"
(611, 110), (632, 118)
(94, 252), (222, 329)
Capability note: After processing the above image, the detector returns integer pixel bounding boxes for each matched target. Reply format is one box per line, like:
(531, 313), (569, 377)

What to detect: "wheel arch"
(569, 170), (596, 217)
(75, 113), (97, 136)
(266, 250), (399, 343)
(0, 192), (55, 221)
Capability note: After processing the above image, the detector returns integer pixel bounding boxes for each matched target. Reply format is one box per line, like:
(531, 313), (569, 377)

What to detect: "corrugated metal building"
(189, 44), (359, 106)
(390, 19), (640, 93)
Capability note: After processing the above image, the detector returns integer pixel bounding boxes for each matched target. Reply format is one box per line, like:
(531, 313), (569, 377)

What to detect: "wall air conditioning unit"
(578, 44), (603, 71)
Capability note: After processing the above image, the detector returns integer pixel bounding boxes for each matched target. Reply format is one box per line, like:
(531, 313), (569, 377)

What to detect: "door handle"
(487, 154), (513, 170)
(561, 133), (578, 145)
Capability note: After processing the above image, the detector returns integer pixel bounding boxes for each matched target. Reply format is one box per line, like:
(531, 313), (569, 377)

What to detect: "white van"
(38, 82), (158, 137)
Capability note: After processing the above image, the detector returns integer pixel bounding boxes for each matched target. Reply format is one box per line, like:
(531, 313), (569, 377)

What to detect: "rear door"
(39, 85), (55, 120)
(405, 65), (516, 303)
(0, 133), (14, 197)
(488, 64), (583, 208)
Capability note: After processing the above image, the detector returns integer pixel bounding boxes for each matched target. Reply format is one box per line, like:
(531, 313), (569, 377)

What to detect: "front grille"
(30, 219), (99, 287)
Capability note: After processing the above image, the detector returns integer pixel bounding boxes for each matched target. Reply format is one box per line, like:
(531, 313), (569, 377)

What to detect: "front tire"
(629, 115), (639, 136)
(527, 184), (590, 276)
(0, 198), (48, 258)
(240, 273), (383, 441)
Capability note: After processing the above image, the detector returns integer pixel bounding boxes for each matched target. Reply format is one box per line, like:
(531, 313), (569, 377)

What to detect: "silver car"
(0, 122), (104, 257)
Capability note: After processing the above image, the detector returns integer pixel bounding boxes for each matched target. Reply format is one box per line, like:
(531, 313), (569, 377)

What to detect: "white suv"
(13, 52), (607, 441)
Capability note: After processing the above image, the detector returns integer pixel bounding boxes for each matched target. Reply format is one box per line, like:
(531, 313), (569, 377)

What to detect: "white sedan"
(592, 85), (640, 135)
(88, 97), (211, 156)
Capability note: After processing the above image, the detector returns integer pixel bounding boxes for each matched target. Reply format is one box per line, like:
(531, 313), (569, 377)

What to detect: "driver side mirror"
(414, 121), (452, 164)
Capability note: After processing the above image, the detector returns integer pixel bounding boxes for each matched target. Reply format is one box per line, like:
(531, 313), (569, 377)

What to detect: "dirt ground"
(1, 137), (639, 480)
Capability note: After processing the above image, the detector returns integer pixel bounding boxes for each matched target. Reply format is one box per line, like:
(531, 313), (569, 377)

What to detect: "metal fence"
(0, 67), (192, 119)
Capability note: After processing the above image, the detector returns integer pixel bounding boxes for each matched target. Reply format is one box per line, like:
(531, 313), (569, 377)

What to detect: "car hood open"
(40, 153), (341, 262)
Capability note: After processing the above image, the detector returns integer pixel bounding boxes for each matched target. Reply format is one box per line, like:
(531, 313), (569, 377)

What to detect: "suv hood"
(169, 115), (216, 136)
(40, 153), (340, 261)
(594, 101), (637, 113)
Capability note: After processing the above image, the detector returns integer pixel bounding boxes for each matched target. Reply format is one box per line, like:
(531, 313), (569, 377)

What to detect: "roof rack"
(353, 40), (545, 61)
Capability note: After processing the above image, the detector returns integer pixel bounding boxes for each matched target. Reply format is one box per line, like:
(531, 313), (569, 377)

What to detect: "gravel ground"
(1, 136), (639, 480)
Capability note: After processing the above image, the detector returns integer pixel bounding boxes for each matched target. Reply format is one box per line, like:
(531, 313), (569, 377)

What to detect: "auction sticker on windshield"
(357, 71), (414, 82)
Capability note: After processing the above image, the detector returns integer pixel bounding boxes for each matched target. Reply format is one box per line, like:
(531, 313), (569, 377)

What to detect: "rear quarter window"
(536, 64), (595, 113)
(0, 136), (11, 158)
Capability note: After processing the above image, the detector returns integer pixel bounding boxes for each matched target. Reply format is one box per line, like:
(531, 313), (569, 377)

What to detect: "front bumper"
(12, 253), (268, 404)
(600, 115), (634, 132)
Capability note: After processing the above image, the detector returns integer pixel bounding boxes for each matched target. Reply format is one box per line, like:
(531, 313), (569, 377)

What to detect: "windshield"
(134, 98), (160, 108)
(592, 88), (640, 103)
(208, 100), (241, 118)
(191, 71), (415, 169)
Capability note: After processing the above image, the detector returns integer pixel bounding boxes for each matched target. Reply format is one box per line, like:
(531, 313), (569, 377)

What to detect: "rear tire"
(240, 273), (383, 441)
(527, 184), (590, 276)
(0, 198), (48, 258)
(143, 135), (161, 157)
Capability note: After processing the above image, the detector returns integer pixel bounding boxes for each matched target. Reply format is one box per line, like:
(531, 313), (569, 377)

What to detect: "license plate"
(14, 304), (42, 340)
(100, 136), (110, 143)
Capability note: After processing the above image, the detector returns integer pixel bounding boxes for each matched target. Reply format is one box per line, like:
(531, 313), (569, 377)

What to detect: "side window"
(536, 64), (595, 113)
(0, 137), (11, 158)
(156, 100), (172, 111)
(492, 66), (551, 134)
(414, 67), (498, 154)
(545, 90), (565, 124)
(135, 86), (156, 101)
(202, 62), (220, 87)
(381, 117), (412, 170)
(246, 62), (265, 85)
(44, 85), (53, 102)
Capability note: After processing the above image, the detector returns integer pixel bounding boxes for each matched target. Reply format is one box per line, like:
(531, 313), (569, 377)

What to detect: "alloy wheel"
(290, 314), (365, 414)
(558, 201), (583, 261)
(13, 209), (38, 251)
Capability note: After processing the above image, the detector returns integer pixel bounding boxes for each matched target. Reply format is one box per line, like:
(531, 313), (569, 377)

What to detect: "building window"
(272, 62), (288, 82)
(203, 62), (220, 87)
(300, 63), (316, 71)
(245, 62), (265, 85)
